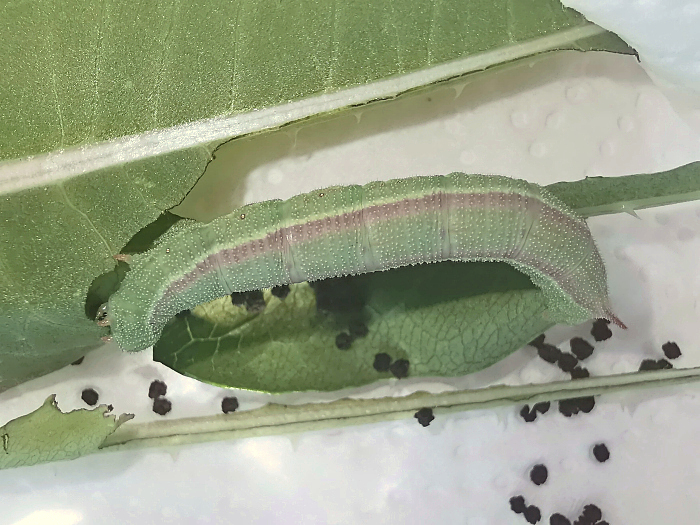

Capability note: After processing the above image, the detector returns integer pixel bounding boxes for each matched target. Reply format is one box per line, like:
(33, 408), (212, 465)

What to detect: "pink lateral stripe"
(152, 190), (592, 326)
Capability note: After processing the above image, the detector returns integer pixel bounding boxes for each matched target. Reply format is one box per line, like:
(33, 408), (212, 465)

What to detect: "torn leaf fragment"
(0, 394), (133, 470)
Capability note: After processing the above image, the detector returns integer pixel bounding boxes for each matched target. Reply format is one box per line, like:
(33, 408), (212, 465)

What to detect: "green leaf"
(1, 0), (631, 162)
(0, 395), (133, 470)
(0, 149), (212, 392)
(155, 262), (551, 392)
(547, 161), (700, 217)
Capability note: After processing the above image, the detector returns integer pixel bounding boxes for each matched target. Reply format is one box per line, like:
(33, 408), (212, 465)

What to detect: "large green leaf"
(0, 149), (212, 391)
(0, 0), (634, 393)
(0, 395), (132, 469)
(1, 0), (630, 161)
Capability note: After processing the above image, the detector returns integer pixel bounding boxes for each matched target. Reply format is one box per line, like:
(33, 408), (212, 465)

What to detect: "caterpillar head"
(95, 303), (111, 326)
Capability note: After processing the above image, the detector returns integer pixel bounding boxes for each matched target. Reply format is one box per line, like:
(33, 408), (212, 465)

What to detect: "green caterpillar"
(99, 173), (625, 352)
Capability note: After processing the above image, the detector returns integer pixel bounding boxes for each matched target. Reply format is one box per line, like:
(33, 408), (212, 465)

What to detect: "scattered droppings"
(550, 514), (571, 525)
(520, 405), (538, 422)
(662, 341), (682, 359)
(577, 396), (596, 414)
(592, 443), (610, 462)
(559, 397), (595, 417)
(348, 320), (369, 339)
(570, 366), (590, 380)
(71, 356), (84, 365)
(639, 358), (673, 371)
(557, 352), (578, 373)
(591, 319), (612, 341)
(81, 388), (99, 406)
(558, 399), (578, 417)
(414, 407), (435, 427)
(389, 358), (410, 379)
(270, 284), (291, 299)
(638, 359), (658, 371)
(524, 505), (542, 524)
(230, 290), (266, 312)
(153, 397), (172, 416)
(581, 504), (602, 523)
(537, 344), (561, 364)
(530, 464), (548, 485)
(335, 332), (353, 350)
(510, 495), (527, 514)
(373, 353), (392, 372)
(175, 309), (191, 318)
(221, 396), (239, 414)
(148, 379), (167, 399)
(570, 337), (594, 360)
(529, 334), (546, 349)
(107, 404), (113, 412)
(508, 496), (543, 524)
(657, 358), (673, 369)
(533, 401), (550, 414)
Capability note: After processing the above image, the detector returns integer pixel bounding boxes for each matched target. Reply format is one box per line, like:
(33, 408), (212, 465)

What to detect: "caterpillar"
(99, 173), (625, 352)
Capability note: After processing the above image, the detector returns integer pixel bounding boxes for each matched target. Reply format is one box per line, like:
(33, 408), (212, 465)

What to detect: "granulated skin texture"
(106, 173), (624, 351)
